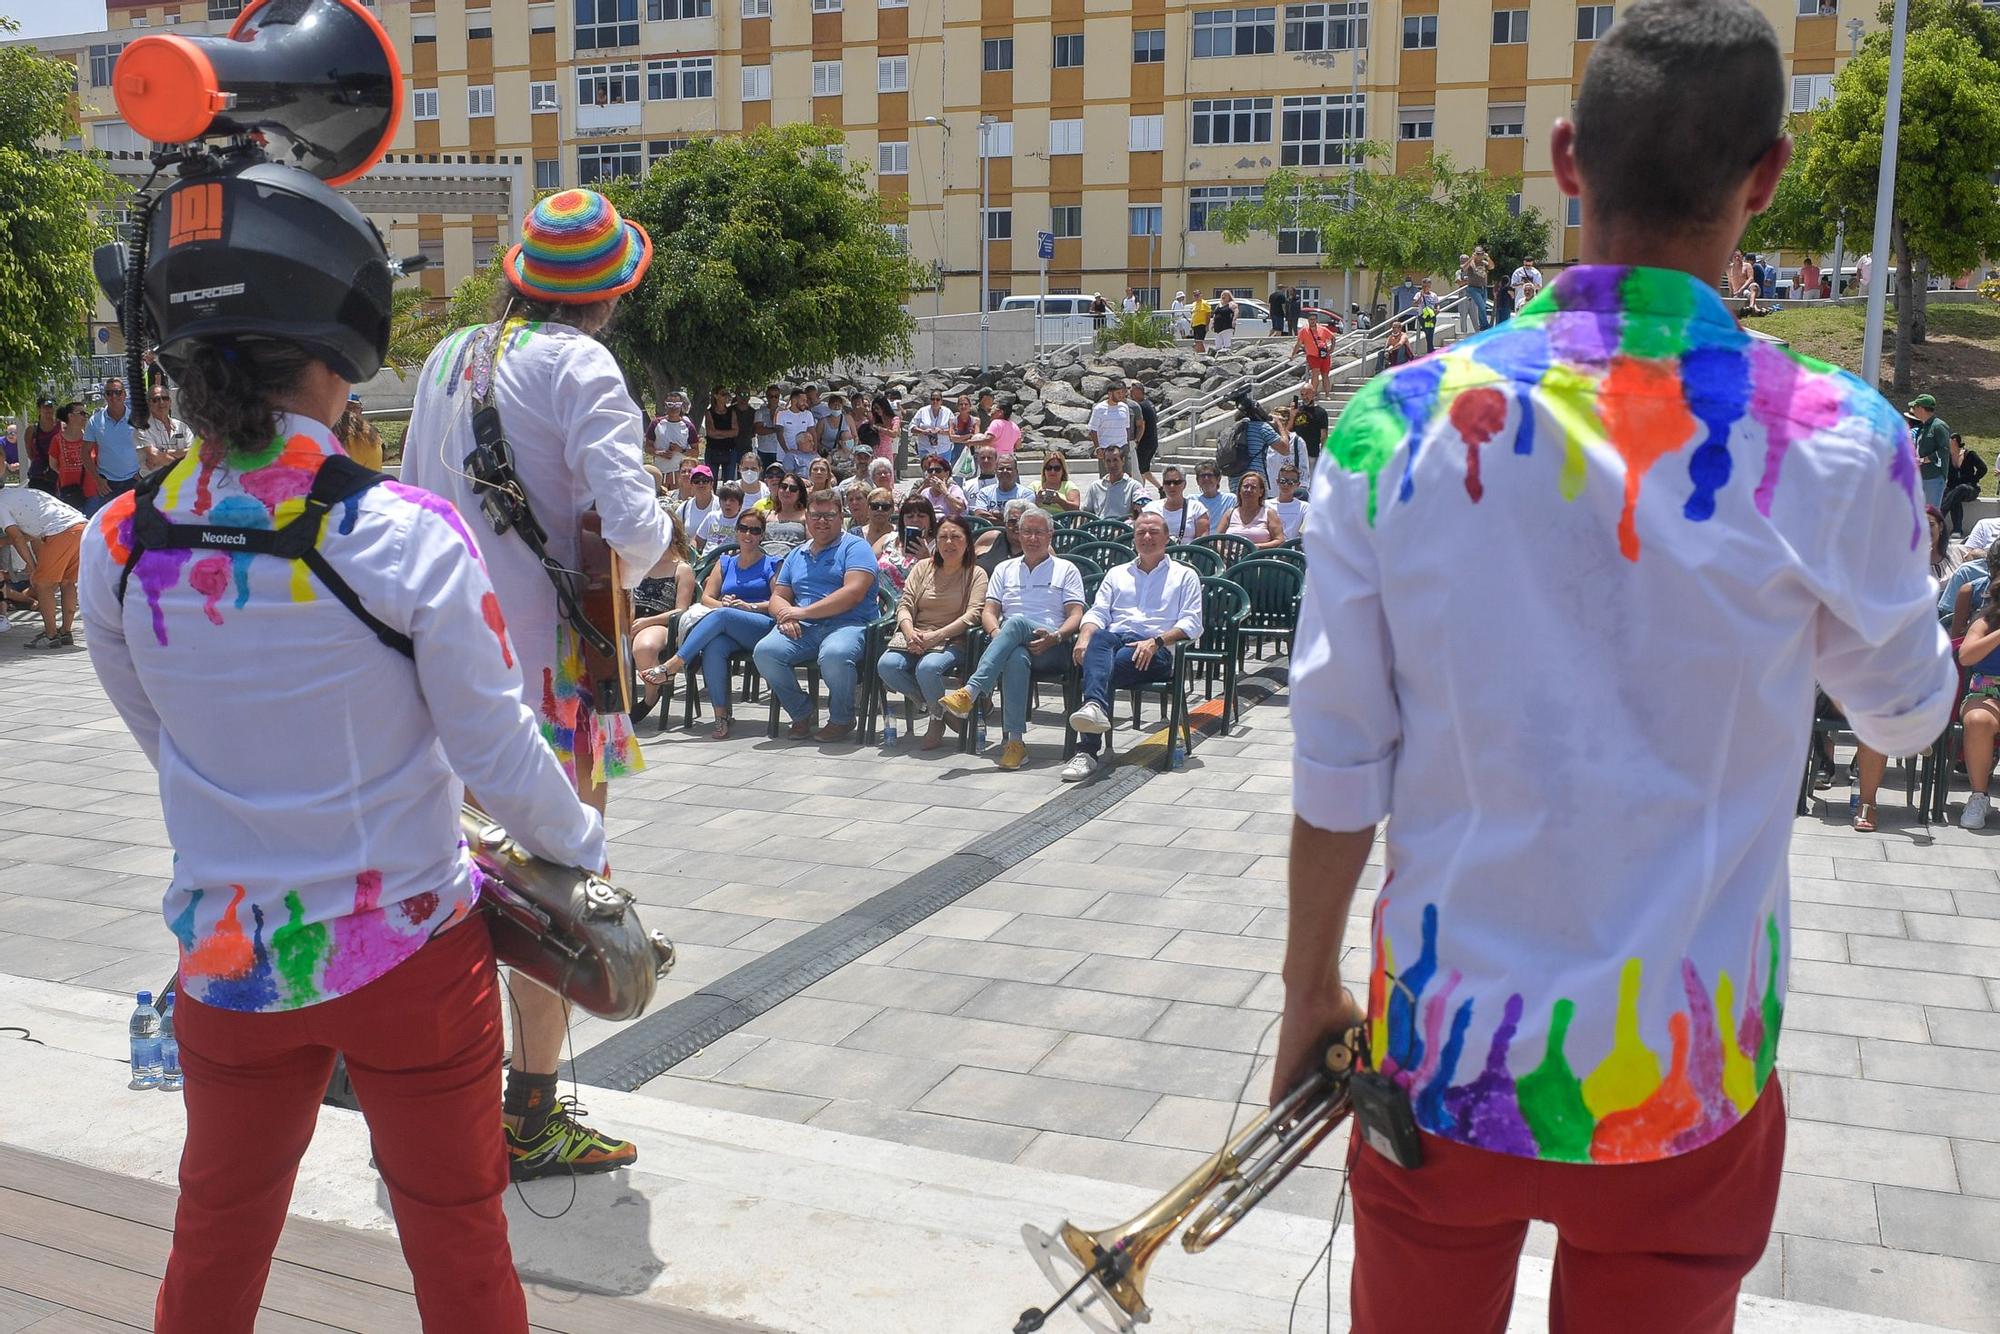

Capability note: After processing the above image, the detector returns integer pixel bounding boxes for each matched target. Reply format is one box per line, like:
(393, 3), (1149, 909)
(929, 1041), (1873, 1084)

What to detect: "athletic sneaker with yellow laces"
(505, 1093), (637, 1181)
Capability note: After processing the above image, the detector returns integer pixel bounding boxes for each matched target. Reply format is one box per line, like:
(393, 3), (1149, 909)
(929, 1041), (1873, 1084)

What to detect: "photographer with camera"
(77, 4), (608, 1326)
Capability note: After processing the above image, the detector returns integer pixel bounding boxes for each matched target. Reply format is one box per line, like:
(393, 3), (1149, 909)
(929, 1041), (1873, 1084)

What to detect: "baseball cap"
(690, 464), (714, 480)
(1910, 394), (1937, 411)
(347, 392), (362, 403)
(762, 462), (786, 479)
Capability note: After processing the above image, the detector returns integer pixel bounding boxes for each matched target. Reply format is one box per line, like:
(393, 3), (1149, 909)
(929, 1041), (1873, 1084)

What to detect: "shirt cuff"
(1291, 747), (1394, 833)
(1850, 654), (1959, 758)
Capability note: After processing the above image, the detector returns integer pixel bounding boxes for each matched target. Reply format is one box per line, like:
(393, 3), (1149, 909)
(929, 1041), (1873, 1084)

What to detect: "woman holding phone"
(874, 494), (938, 596)
(1035, 454), (1080, 513)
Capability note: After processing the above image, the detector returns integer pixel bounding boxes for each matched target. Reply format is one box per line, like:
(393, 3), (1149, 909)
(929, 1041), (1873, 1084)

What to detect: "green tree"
(1739, 117), (1838, 259)
(0, 22), (117, 411)
(385, 257), (504, 372)
(1478, 205), (1556, 296)
(1803, 8), (2000, 389)
(1216, 147), (1520, 309)
(597, 124), (922, 406)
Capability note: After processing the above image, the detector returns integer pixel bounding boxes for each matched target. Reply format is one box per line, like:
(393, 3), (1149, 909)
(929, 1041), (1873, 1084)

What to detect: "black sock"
(505, 1071), (560, 1138)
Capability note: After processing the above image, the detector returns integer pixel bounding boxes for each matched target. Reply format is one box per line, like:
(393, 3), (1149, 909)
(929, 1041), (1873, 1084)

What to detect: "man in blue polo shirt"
(754, 487), (880, 741)
(83, 378), (140, 508)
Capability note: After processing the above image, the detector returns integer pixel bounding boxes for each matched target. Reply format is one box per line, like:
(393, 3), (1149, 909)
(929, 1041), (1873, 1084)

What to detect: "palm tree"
(385, 286), (451, 373)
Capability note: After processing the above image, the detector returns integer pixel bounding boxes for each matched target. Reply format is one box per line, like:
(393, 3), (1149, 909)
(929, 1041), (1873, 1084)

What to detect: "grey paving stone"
(672, 1031), (768, 1079)
(1740, 1233), (1784, 1299)
(710, 1036), (954, 1108)
(1789, 958), (1992, 1009)
(1783, 1118), (1959, 1191)
(1789, 1071), (2000, 1144)
(739, 996), (883, 1047)
(1162, 874), (1292, 909)
(1790, 901), (1908, 937)
(891, 936), (1087, 984)
(841, 1008), (1065, 1074)
(1860, 1038), (2000, 1095)
(1144, 1000), (1281, 1055)
(685, 880), (879, 921)
(989, 913), (1177, 960)
(639, 906), (774, 947)
(1909, 912), (2000, 948)
(1099, 801), (1250, 832)
(0, 895), (136, 942)
(953, 979), (1172, 1040)
(1790, 876), (1958, 914)
(1833, 857), (2000, 892)
(1958, 888), (2000, 920)
(1079, 892), (1261, 935)
(1014, 1130), (1215, 1194)
(1848, 935), (2000, 983)
(913, 1066), (1160, 1138)
(1929, 1007), (2000, 1052)
(1034, 1032), (1266, 1102)
(633, 1075), (831, 1123)
(1087, 842), (1274, 879)
(1776, 1031), (1860, 1078)
(999, 858), (1177, 897)
(1957, 1140), (2000, 1200)
(1876, 1186), (2000, 1265)
(1789, 928), (1849, 963)
(1124, 1093), (1270, 1153)
(1780, 1234), (2000, 1332)
(1060, 954), (1265, 1007)
(70, 844), (178, 877)
(807, 1099), (1039, 1163)
(0, 861), (128, 898)
(958, 880), (1106, 917)
(727, 918), (818, 952)
(1785, 992), (1932, 1043)
(66, 950), (176, 996)
(0, 932), (134, 983)
(900, 904), (1017, 941)
(1771, 1171), (1882, 1247)
(1155, 928), (1285, 974)
(801, 963), (992, 1014)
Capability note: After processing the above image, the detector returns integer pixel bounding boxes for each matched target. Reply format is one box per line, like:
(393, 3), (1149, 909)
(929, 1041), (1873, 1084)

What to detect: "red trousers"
(157, 916), (527, 1334)
(1349, 1082), (1786, 1334)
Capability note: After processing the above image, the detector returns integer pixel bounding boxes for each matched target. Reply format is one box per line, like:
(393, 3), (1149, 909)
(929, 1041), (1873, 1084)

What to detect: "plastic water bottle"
(882, 711), (898, 748)
(975, 705), (988, 752)
(128, 991), (161, 1090)
(158, 994), (182, 1092)
(1170, 736), (1187, 770)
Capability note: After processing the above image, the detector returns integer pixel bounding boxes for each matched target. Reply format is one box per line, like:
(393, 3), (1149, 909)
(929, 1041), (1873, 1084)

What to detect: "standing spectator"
(1268, 285), (1291, 338)
(328, 393), (378, 472)
(652, 394), (695, 490)
(1276, 7), (1953, 1327)
(1035, 454), (1081, 513)
(1943, 432), (1986, 538)
(870, 392), (903, 471)
(51, 401), (98, 511)
(877, 515), (990, 748)
(818, 392), (858, 477)
(1910, 394), (1951, 509)
(1090, 293), (1109, 330)
(0, 484), (84, 648)
(939, 507), (1086, 770)
(704, 388), (741, 481)
(1210, 291), (1238, 352)
(1088, 381), (1134, 476)
(84, 378), (139, 508)
(1064, 512), (1204, 781)
(1170, 291), (1192, 337)
(1854, 251), (1872, 292)
(1509, 257), (1545, 312)
(1085, 444), (1143, 520)
(1122, 288), (1140, 316)
(1292, 382), (1330, 466)
(753, 384), (784, 468)
(731, 390), (756, 474)
(1391, 275), (1419, 320)
(911, 389), (953, 466)
(1129, 381), (1161, 492)
(1796, 255), (1821, 302)
(1296, 310), (1337, 398)
(1270, 465), (1310, 539)
(804, 383), (830, 423)
(644, 510), (779, 740)
(1190, 293), (1212, 353)
(1460, 246), (1494, 329)
(1416, 278), (1441, 353)
(1, 423), (17, 481)
(974, 454), (1032, 519)
(985, 400), (1022, 458)
(1143, 466), (1203, 543)
(1266, 411), (1298, 488)
(976, 389), (998, 429)
(754, 489), (880, 742)
(777, 388), (818, 475)
(26, 398), (59, 494)
(948, 393), (983, 465)
(1190, 465), (1234, 532)
(674, 466), (724, 550)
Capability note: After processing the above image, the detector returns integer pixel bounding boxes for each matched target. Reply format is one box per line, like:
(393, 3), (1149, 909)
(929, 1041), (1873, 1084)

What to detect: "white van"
(998, 294), (1100, 343)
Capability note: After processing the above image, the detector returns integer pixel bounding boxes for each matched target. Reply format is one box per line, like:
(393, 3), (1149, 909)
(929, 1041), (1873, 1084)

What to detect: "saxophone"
(461, 805), (676, 1022)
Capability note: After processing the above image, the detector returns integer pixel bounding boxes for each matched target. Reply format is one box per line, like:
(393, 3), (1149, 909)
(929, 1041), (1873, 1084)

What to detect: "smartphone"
(902, 526), (926, 551)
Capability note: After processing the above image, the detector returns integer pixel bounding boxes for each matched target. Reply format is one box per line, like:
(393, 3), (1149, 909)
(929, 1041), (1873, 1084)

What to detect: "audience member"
(875, 494), (938, 596)
(644, 510), (780, 739)
(1034, 454), (1081, 513)
(974, 455), (1032, 519)
(138, 386), (194, 480)
(753, 384), (783, 467)
(0, 484), (85, 648)
(1144, 466), (1204, 543)
(911, 389), (953, 466)
(653, 395), (695, 489)
(1084, 445), (1144, 520)
(754, 490), (880, 742)
(628, 518), (699, 721)
(1942, 432), (1985, 538)
(948, 394), (984, 464)
(1063, 512), (1204, 781)
(1271, 466), (1310, 538)
(25, 398), (58, 495)
(1189, 466), (1233, 532)
(859, 486), (901, 548)
(840, 478), (872, 531)
(985, 401), (1022, 458)
(878, 516), (990, 749)
(675, 466), (723, 550)
(1087, 382), (1135, 478)
(1129, 382), (1160, 492)
(762, 474), (811, 559)
(1962, 569), (2000, 829)
(939, 508), (1086, 770)
(704, 388), (741, 480)
(740, 460), (776, 511)
(915, 455), (968, 519)
(1220, 471), (1285, 547)
(83, 377), (139, 506)
(778, 388), (819, 475)
(51, 402), (98, 511)
(869, 393), (903, 472)
(975, 497), (1032, 579)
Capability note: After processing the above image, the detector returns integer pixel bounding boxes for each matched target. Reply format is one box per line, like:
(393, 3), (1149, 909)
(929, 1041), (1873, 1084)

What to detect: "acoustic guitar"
(576, 508), (634, 717)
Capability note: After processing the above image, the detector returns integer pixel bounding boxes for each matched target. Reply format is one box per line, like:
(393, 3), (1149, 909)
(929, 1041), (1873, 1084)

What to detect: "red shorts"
(1305, 355), (1333, 374)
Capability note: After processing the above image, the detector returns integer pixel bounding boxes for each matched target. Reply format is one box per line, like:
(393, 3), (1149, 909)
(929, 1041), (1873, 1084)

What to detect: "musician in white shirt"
(910, 390), (955, 464)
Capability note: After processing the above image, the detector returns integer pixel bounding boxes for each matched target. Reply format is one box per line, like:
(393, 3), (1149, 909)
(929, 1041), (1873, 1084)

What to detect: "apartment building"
(43, 0), (1871, 327)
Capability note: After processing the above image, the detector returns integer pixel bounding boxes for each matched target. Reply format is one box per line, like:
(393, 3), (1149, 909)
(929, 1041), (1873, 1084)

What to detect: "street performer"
(1274, 2), (1955, 1329)
(78, 157), (601, 1331)
(402, 188), (670, 1180)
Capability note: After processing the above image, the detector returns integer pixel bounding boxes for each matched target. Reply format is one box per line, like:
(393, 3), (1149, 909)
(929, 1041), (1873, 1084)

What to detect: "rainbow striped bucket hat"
(504, 189), (653, 303)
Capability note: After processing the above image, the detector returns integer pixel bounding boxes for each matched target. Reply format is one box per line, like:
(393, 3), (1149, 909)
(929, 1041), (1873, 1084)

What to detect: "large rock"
(1079, 375), (1113, 401)
(1042, 403), (1092, 427)
(1105, 344), (1174, 374)
(1022, 366), (1048, 390)
(1055, 362), (1088, 388)
(1040, 380), (1090, 409)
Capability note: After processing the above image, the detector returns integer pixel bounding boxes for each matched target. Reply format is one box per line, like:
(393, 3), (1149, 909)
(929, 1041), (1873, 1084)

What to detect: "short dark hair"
(1573, 0), (1785, 228)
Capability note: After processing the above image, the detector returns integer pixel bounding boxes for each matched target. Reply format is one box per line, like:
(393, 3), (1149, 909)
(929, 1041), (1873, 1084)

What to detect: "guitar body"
(577, 509), (634, 717)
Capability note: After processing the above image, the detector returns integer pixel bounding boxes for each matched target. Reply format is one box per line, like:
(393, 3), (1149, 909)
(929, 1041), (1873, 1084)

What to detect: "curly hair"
(172, 340), (317, 460)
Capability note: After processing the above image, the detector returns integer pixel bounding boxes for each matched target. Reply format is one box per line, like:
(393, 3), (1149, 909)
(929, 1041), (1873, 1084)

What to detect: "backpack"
(1215, 420), (1251, 479)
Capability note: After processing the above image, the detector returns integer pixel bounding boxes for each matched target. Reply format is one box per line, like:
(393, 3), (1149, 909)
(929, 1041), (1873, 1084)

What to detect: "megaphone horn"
(110, 0), (403, 186)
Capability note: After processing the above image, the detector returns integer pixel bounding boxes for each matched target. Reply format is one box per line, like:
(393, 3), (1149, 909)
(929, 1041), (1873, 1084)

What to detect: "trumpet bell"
(1021, 1222), (1147, 1333)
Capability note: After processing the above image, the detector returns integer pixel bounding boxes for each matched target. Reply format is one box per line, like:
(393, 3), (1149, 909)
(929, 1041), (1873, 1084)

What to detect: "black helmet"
(141, 163), (392, 385)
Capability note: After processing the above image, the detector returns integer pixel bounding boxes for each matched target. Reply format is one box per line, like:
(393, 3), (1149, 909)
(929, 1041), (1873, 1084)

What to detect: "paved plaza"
(0, 618), (1996, 1331)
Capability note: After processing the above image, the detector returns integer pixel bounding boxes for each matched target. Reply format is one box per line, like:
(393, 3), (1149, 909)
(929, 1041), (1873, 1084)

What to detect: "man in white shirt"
(939, 507), (1085, 771)
(1276, 5), (1955, 1327)
(1083, 444), (1143, 520)
(1087, 382), (1133, 474)
(1143, 466), (1204, 543)
(1064, 512), (1203, 781)
(777, 388), (819, 475)
(0, 485), (85, 647)
(1509, 258), (1545, 309)
(1962, 514), (2000, 555)
(651, 395), (694, 489)
(910, 389), (954, 465)
(1269, 465), (1309, 539)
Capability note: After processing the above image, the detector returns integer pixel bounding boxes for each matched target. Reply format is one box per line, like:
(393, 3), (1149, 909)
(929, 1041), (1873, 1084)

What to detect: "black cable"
(502, 955), (585, 1222)
(0, 1026), (43, 1045)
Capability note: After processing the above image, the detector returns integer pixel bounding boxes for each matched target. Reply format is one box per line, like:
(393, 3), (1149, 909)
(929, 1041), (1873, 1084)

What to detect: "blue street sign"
(1036, 230), (1054, 261)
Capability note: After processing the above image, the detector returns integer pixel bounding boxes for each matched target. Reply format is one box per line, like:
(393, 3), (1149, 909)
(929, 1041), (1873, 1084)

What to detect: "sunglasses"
(807, 511), (840, 520)
(869, 502), (895, 512)
(1165, 478), (1185, 486)
(1043, 464), (1062, 472)
(1197, 474), (1218, 482)
(737, 523), (765, 534)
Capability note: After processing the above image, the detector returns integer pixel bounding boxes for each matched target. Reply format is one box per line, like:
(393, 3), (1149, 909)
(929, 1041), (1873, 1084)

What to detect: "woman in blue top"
(642, 510), (778, 739)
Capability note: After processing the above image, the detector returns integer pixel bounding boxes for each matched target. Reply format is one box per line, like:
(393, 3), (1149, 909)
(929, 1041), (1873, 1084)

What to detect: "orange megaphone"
(110, 0), (401, 187)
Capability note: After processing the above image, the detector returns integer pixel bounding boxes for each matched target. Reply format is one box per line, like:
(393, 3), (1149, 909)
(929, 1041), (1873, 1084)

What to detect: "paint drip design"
(1329, 266), (1920, 559)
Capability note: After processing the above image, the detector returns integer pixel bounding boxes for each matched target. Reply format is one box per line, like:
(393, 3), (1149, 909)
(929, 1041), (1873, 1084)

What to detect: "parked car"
(998, 294), (1104, 344)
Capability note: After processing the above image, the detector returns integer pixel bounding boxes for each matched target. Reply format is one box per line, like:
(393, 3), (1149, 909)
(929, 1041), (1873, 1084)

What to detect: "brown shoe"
(787, 719), (815, 740)
(816, 723), (853, 743)
(711, 715), (732, 741)
(921, 718), (946, 751)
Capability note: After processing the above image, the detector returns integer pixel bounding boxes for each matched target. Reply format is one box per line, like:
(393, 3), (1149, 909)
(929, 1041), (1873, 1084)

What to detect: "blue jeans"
(1466, 286), (1490, 330)
(1924, 474), (1946, 509)
(1077, 631), (1174, 756)
(754, 621), (869, 725)
(677, 607), (772, 713)
(876, 643), (964, 715)
(966, 615), (1069, 740)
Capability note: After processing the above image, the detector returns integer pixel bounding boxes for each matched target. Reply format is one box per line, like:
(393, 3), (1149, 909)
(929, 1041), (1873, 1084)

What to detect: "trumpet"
(1015, 1025), (1365, 1334)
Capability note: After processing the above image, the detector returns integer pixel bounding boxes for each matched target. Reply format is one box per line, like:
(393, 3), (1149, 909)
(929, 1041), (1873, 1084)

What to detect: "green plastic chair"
(1185, 577), (1250, 729)
(1166, 543), (1224, 577)
(1229, 557), (1306, 664)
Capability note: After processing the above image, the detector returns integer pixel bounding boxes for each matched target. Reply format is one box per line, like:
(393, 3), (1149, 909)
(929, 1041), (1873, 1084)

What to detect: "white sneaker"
(1060, 752), (1098, 783)
(1069, 701), (1112, 734)
(1962, 792), (1991, 830)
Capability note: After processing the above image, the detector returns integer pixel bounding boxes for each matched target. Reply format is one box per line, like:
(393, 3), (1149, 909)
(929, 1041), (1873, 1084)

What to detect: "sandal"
(710, 715), (732, 741)
(1852, 802), (1878, 833)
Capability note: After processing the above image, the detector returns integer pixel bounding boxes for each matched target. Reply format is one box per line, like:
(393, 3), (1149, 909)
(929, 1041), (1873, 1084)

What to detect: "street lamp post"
(978, 115), (996, 371)
(1861, 0), (1908, 388)
(1343, 50), (1367, 319)
(922, 115), (951, 323)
